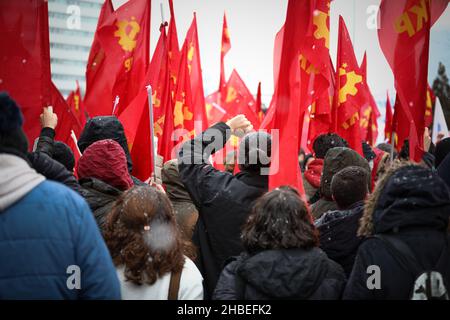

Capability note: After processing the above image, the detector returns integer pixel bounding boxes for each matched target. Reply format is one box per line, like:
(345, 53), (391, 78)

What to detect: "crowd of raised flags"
(0, 0), (448, 193)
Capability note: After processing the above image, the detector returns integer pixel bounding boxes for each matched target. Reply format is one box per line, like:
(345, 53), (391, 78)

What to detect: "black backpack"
(374, 234), (450, 300)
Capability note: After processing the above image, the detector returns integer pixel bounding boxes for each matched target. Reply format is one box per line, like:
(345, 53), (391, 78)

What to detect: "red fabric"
(66, 81), (87, 128)
(359, 52), (380, 146)
(84, 0), (114, 117)
(222, 70), (261, 129)
(255, 82), (263, 122)
(50, 82), (83, 170)
(268, 0), (309, 195)
(87, 0), (151, 117)
(186, 14), (208, 134)
(220, 13), (231, 95)
(333, 16), (366, 155)
(0, 0), (51, 146)
(304, 159), (324, 189)
(425, 84), (435, 127)
(371, 148), (387, 190)
(384, 91), (393, 142)
(78, 139), (133, 191)
(205, 91), (226, 126)
(377, 0), (447, 161)
(307, 56), (335, 150)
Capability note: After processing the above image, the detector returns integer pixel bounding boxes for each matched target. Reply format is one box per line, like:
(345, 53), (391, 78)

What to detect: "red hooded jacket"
(77, 139), (133, 191)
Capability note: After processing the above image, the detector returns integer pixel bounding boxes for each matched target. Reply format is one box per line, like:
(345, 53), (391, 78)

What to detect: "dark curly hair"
(312, 133), (348, 159)
(242, 186), (319, 254)
(104, 186), (187, 286)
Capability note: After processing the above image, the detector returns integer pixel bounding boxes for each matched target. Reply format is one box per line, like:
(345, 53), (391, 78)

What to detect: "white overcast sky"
(113, 0), (450, 106)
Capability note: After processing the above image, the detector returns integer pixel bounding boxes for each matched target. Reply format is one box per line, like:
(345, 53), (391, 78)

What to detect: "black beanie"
(362, 141), (376, 162)
(53, 141), (75, 172)
(435, 138), (450, 168)
(0, 92), (29, 155)
(238, 131), (272, 174)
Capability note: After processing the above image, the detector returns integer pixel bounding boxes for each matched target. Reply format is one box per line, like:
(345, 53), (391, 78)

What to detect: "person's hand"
(40, 106), (58, 129)
(226, 115), (253, 137)
(424, 127), (431, 152)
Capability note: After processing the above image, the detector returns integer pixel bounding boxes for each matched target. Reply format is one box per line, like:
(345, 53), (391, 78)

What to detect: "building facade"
(48, 0), (103, 97)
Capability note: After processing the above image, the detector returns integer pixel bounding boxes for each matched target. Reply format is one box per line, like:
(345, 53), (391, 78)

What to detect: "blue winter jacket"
(0, 154), (121, 299)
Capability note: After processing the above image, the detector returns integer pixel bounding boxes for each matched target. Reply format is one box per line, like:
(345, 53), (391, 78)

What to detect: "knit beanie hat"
(0, 92), (28, 155)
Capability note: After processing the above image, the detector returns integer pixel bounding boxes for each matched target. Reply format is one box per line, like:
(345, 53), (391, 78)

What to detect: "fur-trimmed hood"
(358, 161), (450, 237)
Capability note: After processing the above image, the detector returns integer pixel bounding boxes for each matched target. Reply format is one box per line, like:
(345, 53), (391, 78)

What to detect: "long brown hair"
(242, 186), (319, 254)
(104, 186), (185, 286)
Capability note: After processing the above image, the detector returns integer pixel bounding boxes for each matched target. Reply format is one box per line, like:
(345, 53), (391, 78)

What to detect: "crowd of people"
(0, 91), (449, 300)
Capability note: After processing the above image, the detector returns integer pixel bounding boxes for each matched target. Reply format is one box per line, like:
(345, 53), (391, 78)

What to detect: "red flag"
(205, 91), (226, 126)
(260, 25), (285, 131)
(0, 0), (51, 146)
(425, 84), (435, 127)
(49, 82), (82, 169)
(186, 14), (208, 133)
(222, 70), (261, 129)
(255, 82), (263, 122)
(333, 16), (366, 155)
(378, 0), (448, 161)
(66, 81), (87, 129)
(298, 0), (332, 113)
(167, 0), (180, 92)
(359, 52), (380, 146)
(268, 0), (310, 194)
(307, 56), (335, 150)
(84, 0), (114, 119)
(89, 0), (151, 116)
(384, 91), (393, 142)
(220, 13), (231, 95)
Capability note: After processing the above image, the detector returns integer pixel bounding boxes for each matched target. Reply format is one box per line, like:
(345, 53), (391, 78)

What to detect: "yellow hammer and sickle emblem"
(226, 87), (237, 103)
(313, 9), (330, 49)
(338, 65), (362, 104)
(114, 17), (141, 52)
(74, 95), (80, 112)
(174, 100), (193, 127)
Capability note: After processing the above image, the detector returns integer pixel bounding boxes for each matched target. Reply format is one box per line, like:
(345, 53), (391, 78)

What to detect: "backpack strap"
(372, 234), (423, 278)
(168, 270), (182, 300)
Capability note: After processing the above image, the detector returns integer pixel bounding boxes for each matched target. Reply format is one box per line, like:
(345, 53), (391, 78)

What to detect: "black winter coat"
(344, 165), (450, 299)
(79, 177), (122, 231)
(28, 152), (81, 194)
(315, 201), (365, 276)
(178, 122), (268, 299)
(213, 248), (346, 300)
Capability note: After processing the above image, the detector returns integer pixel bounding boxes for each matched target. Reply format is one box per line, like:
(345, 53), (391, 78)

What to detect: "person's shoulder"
(182, 257), (203, 281)
(38, 180), (85, 203)
(34, 180), (90, 217)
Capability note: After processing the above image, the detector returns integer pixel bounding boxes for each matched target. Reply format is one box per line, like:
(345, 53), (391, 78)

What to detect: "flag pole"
(390, 131), (395, 163)
(147, 85), (156, 177)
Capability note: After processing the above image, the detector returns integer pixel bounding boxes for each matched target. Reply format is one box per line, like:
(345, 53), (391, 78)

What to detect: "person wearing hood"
(213, 187), (346, 300)
(303, 133), (348, 202)
(25, 106), (81, 193)
(0, 92), (120, 299)
(435, 137), (450, 168)
(344, 162), (450, 300)
(315, 166), (370, 276)
(161, 159), (198, 259)
(311, 147), (370, 220)
(78, 139), (134, 232)
(438, 153), (450, 191)
(77, 116), (145, 186)
(178, 114), (269, 299)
